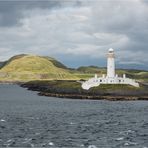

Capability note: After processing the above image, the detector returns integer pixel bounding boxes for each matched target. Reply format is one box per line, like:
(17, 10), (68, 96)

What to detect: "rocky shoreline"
(38, 92), (148, 101)
(20, 80), (148, 101)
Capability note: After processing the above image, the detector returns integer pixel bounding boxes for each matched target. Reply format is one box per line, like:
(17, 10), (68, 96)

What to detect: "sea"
(0, 84), (148, 148)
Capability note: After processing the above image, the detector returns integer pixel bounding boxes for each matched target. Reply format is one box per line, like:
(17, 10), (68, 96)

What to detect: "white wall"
(107, 56), (115, 78)
(82, 76), (139, 90)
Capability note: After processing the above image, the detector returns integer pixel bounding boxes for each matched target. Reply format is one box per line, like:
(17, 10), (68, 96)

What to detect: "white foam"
(127, 130), (134, 133)
(35, 132), (40, 135)
(124, 141), (137, 146)
(7, 139), (13, 143)
(22, 138), (32, 143)
(120, 129), (135, 135)
(115, 137), (124, 141)
(80, 144), (84, 147)
(49, 142), (54, 146)
(70, 122), (75, 125)
(31, 144), (34, 147)
(88, 145), (98, 148)
(124, 142), (130, 146)
(0, 119), (6, 122)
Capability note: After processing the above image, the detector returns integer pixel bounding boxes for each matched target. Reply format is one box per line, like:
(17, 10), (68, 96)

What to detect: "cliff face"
(21, 80), (148, 100)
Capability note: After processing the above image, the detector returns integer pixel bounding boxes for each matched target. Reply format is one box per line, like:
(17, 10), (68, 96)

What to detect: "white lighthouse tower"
(81, 48), (139, 90)
(107, 48), (115, 78)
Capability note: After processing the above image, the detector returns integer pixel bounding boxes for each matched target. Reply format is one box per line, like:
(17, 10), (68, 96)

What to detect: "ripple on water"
(5, 139), (15, 147)
(124, 141), (137, 146)
(22, 138), (32, 144)
(88, 145), (98, 148)
(115, 137), (124, 141)
(120, 129), (135, 135)
(0, 85), (148, 147)
(35, 132), (40, 136)
(69, 122), (76, 125)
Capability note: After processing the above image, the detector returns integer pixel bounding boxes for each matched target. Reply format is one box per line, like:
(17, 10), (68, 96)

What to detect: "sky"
(0, 0), (148, 70)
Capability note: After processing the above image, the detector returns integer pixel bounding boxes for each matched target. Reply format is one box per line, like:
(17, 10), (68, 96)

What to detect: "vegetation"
(0, 55), (77, 81)
(22, 80), (148, 100)
(42, 56), (67, 69)
(76, 66), (148, 82)
(0, 54), (147, 82)
(26, 80), (141, 91)
(77, 66), (106, 75)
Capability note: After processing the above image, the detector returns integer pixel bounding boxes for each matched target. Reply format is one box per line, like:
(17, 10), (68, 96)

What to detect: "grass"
(26, 80), (142, 91)
(72, 73), (94, 80)
(90, 84), (141, 91)
(0, 55), (78, 81)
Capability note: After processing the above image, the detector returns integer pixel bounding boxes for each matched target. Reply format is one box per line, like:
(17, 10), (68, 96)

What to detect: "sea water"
(0, 84), (148, 147)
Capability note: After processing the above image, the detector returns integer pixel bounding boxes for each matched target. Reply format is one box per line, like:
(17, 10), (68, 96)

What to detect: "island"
(0, 53), (147, 101)
(21, 80), (148, 101)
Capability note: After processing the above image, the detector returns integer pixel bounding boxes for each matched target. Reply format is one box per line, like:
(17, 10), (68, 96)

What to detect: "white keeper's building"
(82, 48), (139, 90)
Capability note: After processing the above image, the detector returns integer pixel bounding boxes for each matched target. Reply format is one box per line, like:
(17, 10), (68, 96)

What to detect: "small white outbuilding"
(82, 48), (139, 90)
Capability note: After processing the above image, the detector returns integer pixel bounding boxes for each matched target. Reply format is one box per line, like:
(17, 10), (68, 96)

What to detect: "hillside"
(0, 55), (77, 82)
(0, 55), (147, 83)
(0, 61), (7, 69)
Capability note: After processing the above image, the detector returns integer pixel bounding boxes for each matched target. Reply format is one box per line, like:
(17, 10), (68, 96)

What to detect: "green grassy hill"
(0, 55), (77, 82)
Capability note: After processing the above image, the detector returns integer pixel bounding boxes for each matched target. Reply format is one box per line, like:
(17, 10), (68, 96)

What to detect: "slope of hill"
(0, 62), (5, 69)
(0, 55), (77, 82)
(43, 56), (67, 69)
(0, 54), (28, 69)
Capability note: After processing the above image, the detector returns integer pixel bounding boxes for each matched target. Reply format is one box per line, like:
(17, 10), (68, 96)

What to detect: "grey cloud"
(0, 0), (82, 26)
(0, 0), (148, 70)
(0, 1), (60, 26)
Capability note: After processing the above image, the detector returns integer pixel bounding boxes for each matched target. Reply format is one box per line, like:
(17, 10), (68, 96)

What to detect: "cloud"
(0, 0), (71, 26)
(0, 0), (148, 69)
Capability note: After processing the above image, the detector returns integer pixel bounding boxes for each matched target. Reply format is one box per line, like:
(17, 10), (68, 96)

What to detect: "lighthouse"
(81, 48), (139, 90)
(107, 48), (115, 78)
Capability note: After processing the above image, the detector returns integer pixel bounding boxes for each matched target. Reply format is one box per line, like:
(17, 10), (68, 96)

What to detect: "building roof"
(108, 48), (114, 52)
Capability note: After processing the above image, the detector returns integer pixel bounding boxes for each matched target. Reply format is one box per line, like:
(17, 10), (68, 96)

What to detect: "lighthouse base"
(82, 75), (139, 90)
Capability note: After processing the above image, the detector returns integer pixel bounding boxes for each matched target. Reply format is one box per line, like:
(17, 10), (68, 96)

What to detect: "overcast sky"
(0, 0), (148, 70)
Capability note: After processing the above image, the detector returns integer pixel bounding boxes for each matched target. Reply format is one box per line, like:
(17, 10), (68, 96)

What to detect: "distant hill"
(0, 54), (77, 82)
(77, 66), (106, 74)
